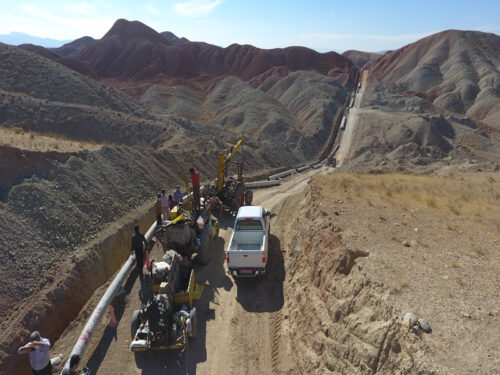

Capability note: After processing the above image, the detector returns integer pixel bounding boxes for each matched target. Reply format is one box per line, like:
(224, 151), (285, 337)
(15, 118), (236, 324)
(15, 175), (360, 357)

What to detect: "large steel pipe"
(246, 180), (281, 188)
(268, 169), (296, 180)
(60, 220), (157, 374)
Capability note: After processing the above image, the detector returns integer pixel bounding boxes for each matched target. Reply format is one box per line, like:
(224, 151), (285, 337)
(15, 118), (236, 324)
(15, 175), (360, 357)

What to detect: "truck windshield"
(235, 219), (263, 230)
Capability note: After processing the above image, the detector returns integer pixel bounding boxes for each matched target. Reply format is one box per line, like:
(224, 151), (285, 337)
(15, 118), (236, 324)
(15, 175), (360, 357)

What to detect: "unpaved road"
(336, 70), (368, 166)
(52, 167), (331, 375)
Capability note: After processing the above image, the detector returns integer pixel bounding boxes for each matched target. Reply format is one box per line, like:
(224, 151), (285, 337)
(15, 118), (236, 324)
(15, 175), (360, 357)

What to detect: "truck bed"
(228, 231), (264, 251)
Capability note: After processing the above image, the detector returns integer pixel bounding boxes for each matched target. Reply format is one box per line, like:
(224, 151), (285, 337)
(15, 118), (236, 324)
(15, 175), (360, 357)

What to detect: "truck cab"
(226, 206), (270, 277)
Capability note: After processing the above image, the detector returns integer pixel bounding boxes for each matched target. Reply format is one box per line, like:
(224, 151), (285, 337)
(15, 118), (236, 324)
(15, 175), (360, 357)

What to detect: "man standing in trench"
(190, 168), (201, 211)
(18, 331), (53, 375)
(131, 225), (147, 279)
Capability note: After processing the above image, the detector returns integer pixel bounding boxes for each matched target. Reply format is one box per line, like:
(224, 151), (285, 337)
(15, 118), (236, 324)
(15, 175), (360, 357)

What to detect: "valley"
(0, 17), (498, 375)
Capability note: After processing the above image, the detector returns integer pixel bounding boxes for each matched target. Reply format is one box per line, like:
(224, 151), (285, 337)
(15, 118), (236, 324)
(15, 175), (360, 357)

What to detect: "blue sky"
(0, 0), (499, 52)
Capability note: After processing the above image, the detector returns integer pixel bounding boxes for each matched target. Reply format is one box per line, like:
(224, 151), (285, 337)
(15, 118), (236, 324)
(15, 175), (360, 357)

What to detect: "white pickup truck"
(226, 205), (270, 277)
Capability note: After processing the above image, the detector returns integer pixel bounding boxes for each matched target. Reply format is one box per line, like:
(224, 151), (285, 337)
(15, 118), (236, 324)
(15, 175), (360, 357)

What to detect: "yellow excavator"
(206, 135), (253, 212)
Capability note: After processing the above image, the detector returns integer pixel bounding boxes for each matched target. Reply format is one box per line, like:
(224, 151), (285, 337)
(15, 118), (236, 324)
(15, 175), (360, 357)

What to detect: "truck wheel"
(134, 351), (148, 368)
(131, 310), (140, 340)
(244, 189), (253, 205)
(189, 307), (197, 338)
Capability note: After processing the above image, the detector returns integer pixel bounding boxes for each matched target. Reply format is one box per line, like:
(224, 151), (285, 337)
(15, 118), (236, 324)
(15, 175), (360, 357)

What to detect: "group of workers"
(17, 167), (234, 375)
(154, 168), (201, 225)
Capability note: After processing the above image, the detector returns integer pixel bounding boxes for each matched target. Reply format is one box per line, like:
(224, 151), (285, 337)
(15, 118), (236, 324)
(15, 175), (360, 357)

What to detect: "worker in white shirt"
(18, 331), (52, 374)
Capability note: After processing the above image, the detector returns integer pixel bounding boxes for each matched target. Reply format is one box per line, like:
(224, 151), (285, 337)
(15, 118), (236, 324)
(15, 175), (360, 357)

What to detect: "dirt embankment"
(0, 203), (155, 375)
(281, 180), (441, 374)
(290, 171), (500, 374)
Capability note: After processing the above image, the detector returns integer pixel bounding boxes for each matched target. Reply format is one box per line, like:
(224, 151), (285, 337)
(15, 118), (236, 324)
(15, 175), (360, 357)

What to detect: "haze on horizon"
(0, 0), (499, 52)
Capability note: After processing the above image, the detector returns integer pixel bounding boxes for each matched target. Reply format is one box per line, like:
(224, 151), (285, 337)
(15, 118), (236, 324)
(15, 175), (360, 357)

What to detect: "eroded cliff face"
(283, 181), (442, 374)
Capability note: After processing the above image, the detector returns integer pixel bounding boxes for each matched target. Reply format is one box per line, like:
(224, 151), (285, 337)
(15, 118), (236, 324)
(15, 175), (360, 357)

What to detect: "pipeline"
(61, 139), (341, 372)
(246, 180), (281, 188)
(268, 169), (296, 181)
(296, 165), (310, 173)
(312, 161), (325, 169)
(60, 221), (158, 374)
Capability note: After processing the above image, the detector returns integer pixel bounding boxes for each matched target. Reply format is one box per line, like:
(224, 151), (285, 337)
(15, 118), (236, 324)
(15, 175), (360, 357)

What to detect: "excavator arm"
(217, 136), (245, 191)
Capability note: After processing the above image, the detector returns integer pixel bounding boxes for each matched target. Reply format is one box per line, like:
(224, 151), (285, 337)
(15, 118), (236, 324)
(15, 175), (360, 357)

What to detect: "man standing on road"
(131, 225), (147, 278)
(18, 331), (53, 375)
(190, 168), (201, 211)
(173, 184), (183, 204)
(155, 194), (162, 226)
(160, 189), (170, 221)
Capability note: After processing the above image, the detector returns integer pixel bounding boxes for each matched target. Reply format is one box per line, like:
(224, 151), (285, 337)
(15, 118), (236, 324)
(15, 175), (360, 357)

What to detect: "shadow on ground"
(235, 234), (285, 312)
(86, 270), (138, 372)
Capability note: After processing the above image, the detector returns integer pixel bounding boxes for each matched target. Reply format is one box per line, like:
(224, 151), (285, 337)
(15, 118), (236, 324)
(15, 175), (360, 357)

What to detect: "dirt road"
(52, 167), (330, 375)
(336, 70), (368, 166)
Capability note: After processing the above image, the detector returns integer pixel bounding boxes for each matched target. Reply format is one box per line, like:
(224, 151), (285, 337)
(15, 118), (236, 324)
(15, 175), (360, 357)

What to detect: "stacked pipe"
(268, 169), (296, 180)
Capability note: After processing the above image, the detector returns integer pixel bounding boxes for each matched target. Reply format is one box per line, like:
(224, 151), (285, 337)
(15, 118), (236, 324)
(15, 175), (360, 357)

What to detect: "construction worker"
(131, 225), (147, 278)
(160, 189), (170, 220)
(155, 194), (162, 226)
(190, 168), (201, 211)
(168, 195), (178, 210)
(62, 354), (80, 375)
(18, 331), (53, 375)
(173, 184), (183, 203)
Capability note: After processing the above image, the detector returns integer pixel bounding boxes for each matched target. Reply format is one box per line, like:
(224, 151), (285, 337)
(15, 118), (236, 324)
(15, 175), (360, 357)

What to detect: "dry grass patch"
(0, 126), (105, 152)
(315, 172), (500, 223)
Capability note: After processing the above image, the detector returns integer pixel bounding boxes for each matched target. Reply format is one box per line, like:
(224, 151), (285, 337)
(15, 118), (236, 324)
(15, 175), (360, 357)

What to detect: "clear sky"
(0, 0), (499, 52)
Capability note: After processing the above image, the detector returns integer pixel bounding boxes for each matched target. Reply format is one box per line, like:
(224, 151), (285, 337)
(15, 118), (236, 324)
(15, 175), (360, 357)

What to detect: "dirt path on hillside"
(51, 167), (331, 375)
(336, 70), (368, 166)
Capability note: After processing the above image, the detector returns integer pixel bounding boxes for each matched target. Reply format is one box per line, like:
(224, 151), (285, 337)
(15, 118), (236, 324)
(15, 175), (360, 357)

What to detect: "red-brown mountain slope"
(77, 19), (354, 86)
(368, 30), (500, 126)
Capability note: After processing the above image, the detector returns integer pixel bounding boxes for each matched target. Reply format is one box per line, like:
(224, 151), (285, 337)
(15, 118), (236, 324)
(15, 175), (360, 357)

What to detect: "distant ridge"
(54, 36), (97, 57)
(161, 31), (189, 45)
(342, 50), (380, 69)
(76, 19), (355, 85)
(0, 31), (70, 47)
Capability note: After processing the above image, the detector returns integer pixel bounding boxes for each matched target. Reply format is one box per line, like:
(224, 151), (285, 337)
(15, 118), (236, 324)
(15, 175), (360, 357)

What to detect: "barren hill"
(53, 36), (97, 57)
(342, 49), (381, 68)
(342, 31), (500, 168)
(368, 30), (500, 127)
(77, 19), (354, 89)
(160, 31), (189, 45)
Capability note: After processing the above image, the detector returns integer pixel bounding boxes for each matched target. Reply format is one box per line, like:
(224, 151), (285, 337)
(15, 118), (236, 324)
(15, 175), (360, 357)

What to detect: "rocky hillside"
(368, 30), (500, 127)
(343, 30), (500, 168)
(53, 36), (97, 57)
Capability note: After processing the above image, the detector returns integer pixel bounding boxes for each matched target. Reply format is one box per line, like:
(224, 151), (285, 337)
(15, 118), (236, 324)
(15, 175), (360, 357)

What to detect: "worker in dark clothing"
(131, 225), (147, 278)
(155, 194), (162, 226)
(190, 168), (201, 211)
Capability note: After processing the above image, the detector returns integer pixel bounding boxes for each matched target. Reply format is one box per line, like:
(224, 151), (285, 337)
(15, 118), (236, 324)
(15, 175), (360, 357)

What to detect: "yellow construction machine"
(205, 136), (253, 213)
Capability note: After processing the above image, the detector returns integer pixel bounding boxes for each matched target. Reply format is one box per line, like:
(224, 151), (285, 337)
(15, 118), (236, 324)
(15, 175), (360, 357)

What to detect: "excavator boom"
(217, 136), (245, 191)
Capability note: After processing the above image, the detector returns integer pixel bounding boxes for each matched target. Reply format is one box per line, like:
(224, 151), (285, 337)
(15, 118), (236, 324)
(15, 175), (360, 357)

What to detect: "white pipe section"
(61, 220), (157, 374)
(246, 180), (281, 188)
(296, 165), (310, 173)
(268, 169), (296, 181)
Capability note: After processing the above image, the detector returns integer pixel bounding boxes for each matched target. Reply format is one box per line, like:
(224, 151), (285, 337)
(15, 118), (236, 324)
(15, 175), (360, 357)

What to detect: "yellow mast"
(217, 136), (245, 191)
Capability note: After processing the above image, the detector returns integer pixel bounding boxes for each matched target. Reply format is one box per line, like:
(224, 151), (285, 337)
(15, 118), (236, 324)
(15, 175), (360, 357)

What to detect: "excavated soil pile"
(283, 179), (443, 374)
